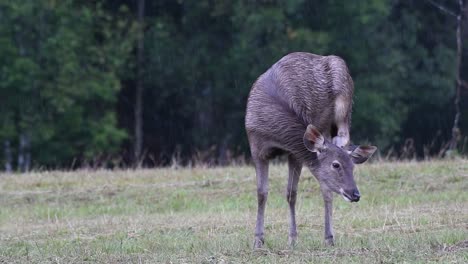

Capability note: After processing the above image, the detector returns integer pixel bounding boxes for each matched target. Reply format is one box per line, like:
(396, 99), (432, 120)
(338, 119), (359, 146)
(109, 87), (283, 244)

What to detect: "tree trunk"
(134, 0), (145, 166)
(449, 0), (465, 151)
(17, 133), (30, 172)
(4, 140), (12, 173)
(17, 134), (25, 172)
(25, 135), (31, 172)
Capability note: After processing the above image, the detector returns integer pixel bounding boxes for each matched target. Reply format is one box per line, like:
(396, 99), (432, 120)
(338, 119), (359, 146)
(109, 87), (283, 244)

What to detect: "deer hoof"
(253, 237), (264, 249)
(288, 235), (297, 248)
(324, 237), (335, 246)
(332, 135), (348, 148)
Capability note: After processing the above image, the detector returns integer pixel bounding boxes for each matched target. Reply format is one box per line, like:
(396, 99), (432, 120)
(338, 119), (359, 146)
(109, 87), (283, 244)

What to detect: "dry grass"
(0, 160), (467, 263)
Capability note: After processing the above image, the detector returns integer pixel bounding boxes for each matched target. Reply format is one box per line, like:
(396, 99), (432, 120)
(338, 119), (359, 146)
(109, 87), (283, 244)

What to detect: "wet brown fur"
(245, 52), (376, 249)
(245, 52), (354, 162)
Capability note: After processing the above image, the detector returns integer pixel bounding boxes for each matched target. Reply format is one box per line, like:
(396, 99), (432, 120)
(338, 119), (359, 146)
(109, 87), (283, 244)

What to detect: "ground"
(0, 160), (467, 263)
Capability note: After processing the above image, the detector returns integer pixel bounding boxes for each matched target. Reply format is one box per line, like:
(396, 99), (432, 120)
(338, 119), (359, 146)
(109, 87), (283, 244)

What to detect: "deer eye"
(332, 162), (340, 169)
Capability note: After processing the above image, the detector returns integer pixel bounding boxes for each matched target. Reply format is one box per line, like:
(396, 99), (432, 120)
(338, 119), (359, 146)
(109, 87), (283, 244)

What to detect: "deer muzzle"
(340, 188), (360, 202)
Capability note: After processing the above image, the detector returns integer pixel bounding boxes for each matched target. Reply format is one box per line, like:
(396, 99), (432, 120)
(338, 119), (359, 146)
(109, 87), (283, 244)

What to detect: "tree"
(1, 0), (467, 169)
(134, 0), (145, 166)
(424, 0), (466, 154)
(0, 0), (136, 169)
(449, 0), (466, 152)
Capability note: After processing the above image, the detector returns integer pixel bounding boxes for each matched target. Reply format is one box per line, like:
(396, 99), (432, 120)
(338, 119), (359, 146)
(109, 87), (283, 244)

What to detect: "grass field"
(0, 160), (467, 263)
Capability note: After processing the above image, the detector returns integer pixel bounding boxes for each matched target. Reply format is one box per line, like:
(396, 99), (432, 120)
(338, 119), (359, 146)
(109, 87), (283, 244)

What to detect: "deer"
(245, 52), (377, 248)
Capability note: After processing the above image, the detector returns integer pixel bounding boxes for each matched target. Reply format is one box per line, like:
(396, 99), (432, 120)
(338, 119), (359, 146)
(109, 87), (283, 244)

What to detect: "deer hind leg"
(286, 155), (302, 247)
(332, 95), (350, 147)
(253, 157), (269, 249)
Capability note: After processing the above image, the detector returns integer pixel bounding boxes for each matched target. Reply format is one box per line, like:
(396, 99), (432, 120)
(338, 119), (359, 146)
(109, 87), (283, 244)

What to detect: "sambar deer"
(245, 52), (377, 248)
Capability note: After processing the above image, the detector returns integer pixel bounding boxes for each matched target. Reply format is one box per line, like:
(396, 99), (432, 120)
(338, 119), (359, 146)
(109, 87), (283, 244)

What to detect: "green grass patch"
(0, 160), (467, 263)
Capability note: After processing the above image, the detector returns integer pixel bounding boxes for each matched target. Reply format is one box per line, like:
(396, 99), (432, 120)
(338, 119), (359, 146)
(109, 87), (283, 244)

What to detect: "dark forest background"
(1, 0), (467, 170)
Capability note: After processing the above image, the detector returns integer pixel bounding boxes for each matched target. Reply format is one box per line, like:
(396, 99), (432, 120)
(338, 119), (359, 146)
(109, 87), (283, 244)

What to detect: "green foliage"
(0, 0), (466, 167)
(134, 0), (465, 162)
(0, 0), (136, 167)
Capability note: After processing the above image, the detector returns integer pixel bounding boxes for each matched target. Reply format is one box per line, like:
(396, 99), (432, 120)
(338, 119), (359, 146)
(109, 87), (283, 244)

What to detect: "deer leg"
(253, 158), (269, 249)
(286, 155), (301, 247)
(321, 186), (335, 246)
(332, 122), (349, 148)
(332, 96), (350, 148)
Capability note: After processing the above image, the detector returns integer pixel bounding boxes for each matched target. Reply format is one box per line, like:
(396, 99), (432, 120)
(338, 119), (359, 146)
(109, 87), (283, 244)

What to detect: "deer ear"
(303, 124), (325, 153)
(349, 145), (377, 164)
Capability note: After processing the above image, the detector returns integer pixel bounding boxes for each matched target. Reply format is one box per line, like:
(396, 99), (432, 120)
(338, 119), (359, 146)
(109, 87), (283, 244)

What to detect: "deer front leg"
(286, 155), (301, 247)
(253, 158), (269, 249)
(321, 186), (335, 246)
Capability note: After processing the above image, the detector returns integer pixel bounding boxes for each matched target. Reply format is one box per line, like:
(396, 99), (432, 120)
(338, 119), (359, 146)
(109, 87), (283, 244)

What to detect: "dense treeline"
(0, 0), (467, 170)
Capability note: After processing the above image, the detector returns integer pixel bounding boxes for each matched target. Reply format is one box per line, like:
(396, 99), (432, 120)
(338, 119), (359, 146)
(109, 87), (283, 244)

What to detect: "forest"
(1, 0), (467, 170)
